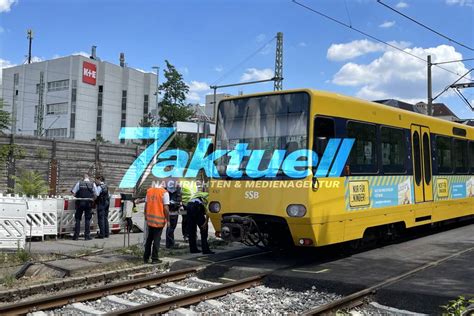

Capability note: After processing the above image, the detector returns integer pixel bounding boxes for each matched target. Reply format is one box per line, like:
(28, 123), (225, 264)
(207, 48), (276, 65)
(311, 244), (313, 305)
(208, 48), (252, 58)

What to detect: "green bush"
(442, 296), (474, 316)
(13, 170), (49, 196)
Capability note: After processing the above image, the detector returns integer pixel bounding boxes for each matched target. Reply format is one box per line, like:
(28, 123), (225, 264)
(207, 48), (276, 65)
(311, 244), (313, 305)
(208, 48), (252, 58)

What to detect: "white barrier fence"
(0, 194), (125, 250)
(0, 195), (27, 250)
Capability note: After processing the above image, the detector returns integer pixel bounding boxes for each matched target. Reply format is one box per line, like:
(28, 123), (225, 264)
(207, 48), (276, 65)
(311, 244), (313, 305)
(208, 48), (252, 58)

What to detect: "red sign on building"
(82, 61), (97, 85)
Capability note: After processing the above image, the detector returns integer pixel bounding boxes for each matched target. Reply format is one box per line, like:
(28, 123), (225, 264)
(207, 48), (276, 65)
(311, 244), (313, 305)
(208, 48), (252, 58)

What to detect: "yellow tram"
(207, 89), (474, 248)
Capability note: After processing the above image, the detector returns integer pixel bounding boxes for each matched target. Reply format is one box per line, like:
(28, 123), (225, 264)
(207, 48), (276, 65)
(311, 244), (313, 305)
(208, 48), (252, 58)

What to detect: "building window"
(13, 73), (19, 86)
(46, 102), (68, 115)
(97, 85), (103, 134)
(144, 94), (149, 114)
(45, 128), (68, 138)
(47, 79), (69, 92)
(347, 121), (378, 174)
(381, 127), (406, 173)
(453, 139), (468, 174)
(436, 136), (453, 174)
(121, 90), (127, 130)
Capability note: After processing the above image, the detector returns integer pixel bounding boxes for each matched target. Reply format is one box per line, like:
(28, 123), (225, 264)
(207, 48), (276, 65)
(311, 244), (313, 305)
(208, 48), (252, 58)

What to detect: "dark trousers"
(144, 226), (163, 262)
(97, 203), (109, 237)
(188, 212), (210, 253)
(166, 215), (179, 248)
(182, 214), (189, 238)
(74, 206), (92, 239)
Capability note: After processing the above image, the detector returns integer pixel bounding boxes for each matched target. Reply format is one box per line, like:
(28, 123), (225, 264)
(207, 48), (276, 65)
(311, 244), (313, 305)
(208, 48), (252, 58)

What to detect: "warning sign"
(437, 178), (448, 198)
(349, 181), (370, 207)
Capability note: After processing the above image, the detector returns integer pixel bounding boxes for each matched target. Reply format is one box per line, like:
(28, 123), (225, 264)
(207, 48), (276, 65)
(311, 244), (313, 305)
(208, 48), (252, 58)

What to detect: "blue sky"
(1, 0), (473, 118)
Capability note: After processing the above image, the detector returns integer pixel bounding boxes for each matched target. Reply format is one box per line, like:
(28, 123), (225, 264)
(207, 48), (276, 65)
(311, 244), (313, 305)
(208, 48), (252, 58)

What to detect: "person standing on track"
(165, 178), (182, 249)
(136, 183), (170, 264)
(71, 173), (97, 240)
(94, 175), (110, 239)
(186, 192), (214, 254)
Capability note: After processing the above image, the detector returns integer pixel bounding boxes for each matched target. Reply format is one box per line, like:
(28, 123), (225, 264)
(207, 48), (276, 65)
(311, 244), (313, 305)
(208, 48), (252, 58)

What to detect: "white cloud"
(327, 39), (411, 61)
(188, 81), (210, 92)
(0, 26), (4, 33)
(0, 0), (17, 12)
(256, 33), (266, 42)
(72, 51), (90, 57)
(214, 65), (223, 72)
(186, 80), (211, 105)
(446, 0), (473, 6)
(180, 67), (189, 75)
(240, 68), (274, 82)
(298, 42), (307, 47)
(395, 1), (408, 8)
(331, 44), (471, 103)
(379, 21), (396, 28)
(30, 56), (43, 63)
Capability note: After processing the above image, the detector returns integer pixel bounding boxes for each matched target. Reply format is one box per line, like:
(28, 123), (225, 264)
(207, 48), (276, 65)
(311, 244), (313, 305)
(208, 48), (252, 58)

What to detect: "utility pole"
(27, 29), (33, 64)
(427, 55), (433, 116)
(37, 72), (44, 136)
(274, 32), (283, 91)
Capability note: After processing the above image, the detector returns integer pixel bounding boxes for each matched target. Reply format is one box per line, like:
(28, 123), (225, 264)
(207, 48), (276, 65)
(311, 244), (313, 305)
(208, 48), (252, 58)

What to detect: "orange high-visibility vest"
(145, 187), (167, 228)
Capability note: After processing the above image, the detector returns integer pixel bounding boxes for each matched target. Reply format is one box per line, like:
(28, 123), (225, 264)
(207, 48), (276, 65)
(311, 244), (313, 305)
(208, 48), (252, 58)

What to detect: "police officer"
(186, 192), (214, 254)
(95, 175), (110, 239)
(165, 178), (182, 249)
(71, 173), (97, 240)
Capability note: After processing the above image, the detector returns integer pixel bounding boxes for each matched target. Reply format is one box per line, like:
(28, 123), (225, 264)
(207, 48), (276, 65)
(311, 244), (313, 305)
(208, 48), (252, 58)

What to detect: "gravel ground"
(83, 299), (126, 313)
(190, 285), (341, 314)
(40, 280), (343, 315)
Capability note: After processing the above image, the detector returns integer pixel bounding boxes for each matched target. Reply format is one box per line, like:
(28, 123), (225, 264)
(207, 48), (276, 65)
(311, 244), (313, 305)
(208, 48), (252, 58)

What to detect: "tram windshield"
(215, 92), (309, 178)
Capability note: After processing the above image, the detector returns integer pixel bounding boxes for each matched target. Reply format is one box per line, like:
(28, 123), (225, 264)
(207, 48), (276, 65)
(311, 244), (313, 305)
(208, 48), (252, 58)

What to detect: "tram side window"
(470, 142), (474, 174)
(313, 117), (335, 158)
(453, 139), (468, 174)
(436, 136), (453, 174)
(381, 127), (406, 173)
(347, 121), (378, 173)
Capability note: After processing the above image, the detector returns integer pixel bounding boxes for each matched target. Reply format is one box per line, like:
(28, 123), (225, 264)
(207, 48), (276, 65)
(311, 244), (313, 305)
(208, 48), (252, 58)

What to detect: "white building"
(2, 51), (157, 144)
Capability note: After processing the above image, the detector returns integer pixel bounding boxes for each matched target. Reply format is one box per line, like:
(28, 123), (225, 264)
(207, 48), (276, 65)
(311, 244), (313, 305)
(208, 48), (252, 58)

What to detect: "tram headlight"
(286, 204), (307, 217)
(209, 201), (221, 213)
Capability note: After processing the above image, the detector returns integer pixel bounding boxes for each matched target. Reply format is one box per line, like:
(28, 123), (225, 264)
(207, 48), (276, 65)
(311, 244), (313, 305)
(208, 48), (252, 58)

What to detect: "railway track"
(302, 245), (474, 315)
(0, 250), (271, 315)
(0, 268), (266, 315)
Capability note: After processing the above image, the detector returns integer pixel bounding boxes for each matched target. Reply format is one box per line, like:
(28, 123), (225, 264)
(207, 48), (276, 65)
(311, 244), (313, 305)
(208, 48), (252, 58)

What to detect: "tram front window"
(215, 92), (309, 179)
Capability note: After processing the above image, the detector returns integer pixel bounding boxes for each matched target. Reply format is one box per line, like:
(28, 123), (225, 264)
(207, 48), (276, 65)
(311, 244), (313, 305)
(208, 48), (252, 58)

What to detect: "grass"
(441, 296), (474, 316)
(1, 274), (16, 288)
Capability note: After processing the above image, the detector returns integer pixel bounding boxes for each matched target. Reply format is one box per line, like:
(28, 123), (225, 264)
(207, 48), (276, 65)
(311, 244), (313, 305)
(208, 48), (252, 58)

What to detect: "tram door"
(410, 125), (433, 203)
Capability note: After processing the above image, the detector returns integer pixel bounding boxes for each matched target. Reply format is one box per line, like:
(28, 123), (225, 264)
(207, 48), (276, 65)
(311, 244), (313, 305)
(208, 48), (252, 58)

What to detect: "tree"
(158, 60), (194, 127)
(139, 113), (159, 145)
(0, 98), (10, 133)
(139, 113), (158, 128)
(13, 170), (49, 196)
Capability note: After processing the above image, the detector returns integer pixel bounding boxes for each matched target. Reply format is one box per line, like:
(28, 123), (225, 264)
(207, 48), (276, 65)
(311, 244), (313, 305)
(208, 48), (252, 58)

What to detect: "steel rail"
(303, 246), (474, 315)
(0, 267), (199, 315)
(110, 274), (267, 315)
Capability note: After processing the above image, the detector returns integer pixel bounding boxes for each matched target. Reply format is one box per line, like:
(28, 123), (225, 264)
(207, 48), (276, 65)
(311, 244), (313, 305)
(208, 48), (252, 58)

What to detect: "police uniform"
(144, 187), (169, 263)
(186, 194), (214, 254)
(71, 179), (96, 240)
(165, 185), (182, 249)
(96, 182), (110, 238)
